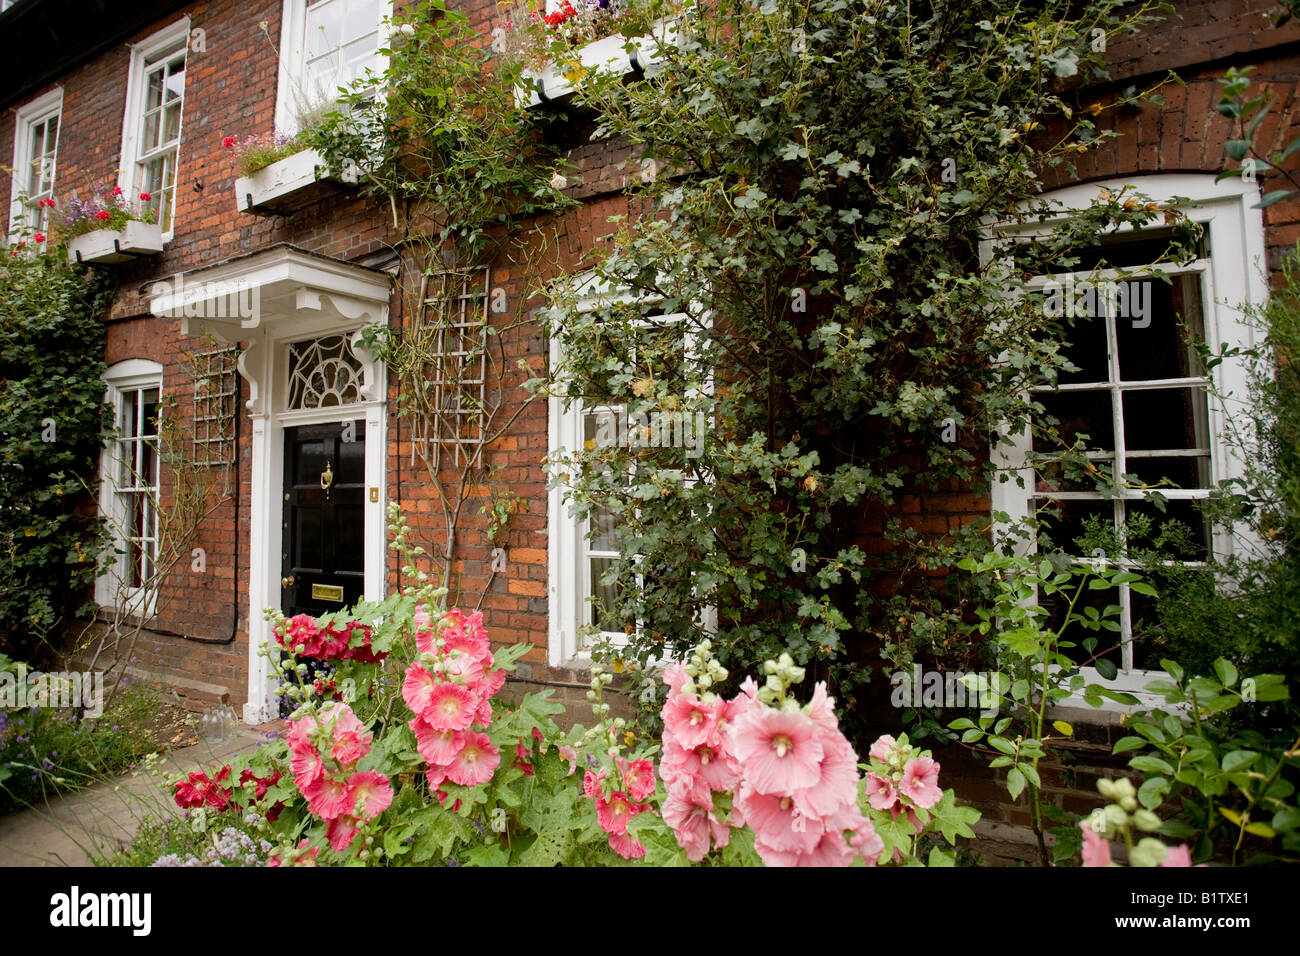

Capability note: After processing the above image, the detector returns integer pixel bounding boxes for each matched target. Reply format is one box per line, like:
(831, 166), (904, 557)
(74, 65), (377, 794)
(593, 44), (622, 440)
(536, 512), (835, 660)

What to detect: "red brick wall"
(6, 0), (1300, 743)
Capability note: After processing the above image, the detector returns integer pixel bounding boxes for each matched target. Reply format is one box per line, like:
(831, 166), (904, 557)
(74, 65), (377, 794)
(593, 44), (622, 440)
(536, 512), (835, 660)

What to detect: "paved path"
(0, 728), (267, 867)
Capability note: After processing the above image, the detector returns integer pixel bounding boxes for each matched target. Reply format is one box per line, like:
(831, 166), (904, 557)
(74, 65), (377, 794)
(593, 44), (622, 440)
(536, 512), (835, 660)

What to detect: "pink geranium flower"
(731, 707), (824, 796)
(899, 756), (942, 809)
(445, 731), (499, 786)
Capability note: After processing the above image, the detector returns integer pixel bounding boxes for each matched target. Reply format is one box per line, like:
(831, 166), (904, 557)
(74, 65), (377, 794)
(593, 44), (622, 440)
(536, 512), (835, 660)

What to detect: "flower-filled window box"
(509, 1), (679, 108)
(66, 220), (165, 265)
(226, 134), (360, 216)
(55, 187), (165, 265)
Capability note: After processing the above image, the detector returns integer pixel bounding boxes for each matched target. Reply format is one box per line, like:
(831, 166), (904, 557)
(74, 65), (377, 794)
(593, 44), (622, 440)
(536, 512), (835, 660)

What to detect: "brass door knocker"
(320, 460), (334, 499)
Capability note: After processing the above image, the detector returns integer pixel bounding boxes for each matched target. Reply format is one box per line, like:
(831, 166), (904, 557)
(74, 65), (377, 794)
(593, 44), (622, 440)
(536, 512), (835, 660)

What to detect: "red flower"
(139, 191), (152, 201)
(95, 210), (111, 221)
(33, 233), (45, 243)
(222, 135), (237, 148)
(173, 765), (234, 810)
(37, 198), (55, 208)
(112, 186), (123, 196)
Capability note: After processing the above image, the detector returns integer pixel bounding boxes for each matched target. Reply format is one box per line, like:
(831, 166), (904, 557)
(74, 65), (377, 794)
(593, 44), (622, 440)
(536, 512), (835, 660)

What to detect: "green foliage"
(1113, 658), (1299, 865)
(0, 669), (173, 814)
(539, 0), (1177, 733)
(310, 0), (572, 266)
(948, 551), (1149, 863)
(0, 244), (115, 659)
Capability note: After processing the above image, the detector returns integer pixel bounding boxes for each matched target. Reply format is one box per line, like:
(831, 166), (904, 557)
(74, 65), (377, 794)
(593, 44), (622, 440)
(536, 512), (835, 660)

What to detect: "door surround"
(152, 245), (392, 722)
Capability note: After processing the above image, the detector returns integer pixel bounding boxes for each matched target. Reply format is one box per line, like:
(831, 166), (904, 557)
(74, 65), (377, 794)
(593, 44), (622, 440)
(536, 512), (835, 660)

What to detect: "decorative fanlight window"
(287, 334), (365, 410)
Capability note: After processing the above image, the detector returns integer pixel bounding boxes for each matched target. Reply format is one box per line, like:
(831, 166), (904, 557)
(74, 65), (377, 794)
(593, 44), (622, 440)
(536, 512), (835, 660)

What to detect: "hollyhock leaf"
(627, 812), (690, 866)
(927, 847), (955, 866)
(518, 784), (581, 866)
(929, 789), (980, 843)
(409, 806), (476, 863)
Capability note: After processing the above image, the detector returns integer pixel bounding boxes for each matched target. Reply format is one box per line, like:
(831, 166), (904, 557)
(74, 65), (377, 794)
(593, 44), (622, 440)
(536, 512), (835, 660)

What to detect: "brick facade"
(3, 0), (1297, 835)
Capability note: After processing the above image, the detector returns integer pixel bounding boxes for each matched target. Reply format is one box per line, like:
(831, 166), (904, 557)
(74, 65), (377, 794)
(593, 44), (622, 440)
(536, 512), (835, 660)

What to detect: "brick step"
(63, 652), (230, 712)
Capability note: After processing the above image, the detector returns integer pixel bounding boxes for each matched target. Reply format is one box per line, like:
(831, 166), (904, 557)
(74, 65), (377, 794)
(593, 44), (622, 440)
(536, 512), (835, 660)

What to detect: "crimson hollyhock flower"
(33, 233), (45, 243)
(222, 135), (237, 148)
(139, 191), (151, 201)
(94, 210), (111, 221)
(112, 186), (122, 196)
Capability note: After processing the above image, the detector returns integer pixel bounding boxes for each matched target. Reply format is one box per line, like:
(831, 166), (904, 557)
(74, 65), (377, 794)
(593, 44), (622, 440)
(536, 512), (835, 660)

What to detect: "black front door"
(282, 421), (366, 618)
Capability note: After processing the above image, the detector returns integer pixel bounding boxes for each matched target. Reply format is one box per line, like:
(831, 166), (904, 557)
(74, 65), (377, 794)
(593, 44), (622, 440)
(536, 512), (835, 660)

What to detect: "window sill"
(66, 221), (164, 265)
(234, 148), (360, 216)
(517, 22), (677, 108)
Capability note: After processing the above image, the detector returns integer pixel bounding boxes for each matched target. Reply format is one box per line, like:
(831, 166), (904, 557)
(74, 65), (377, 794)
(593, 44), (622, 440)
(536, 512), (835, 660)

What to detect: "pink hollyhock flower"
(900, 756), (942, 809)
(331, 727), (372, 768)
(805, 682), (840, 733)
(619, 757), (656, 802)
(606, 830), (646, 860)
(849, 817), (885, 866)
(865, 772), (898, 810)
(289, 742), (323, 789)
(889, 802), (923, 834)
(282, 613), (322, 657)
(662, 691), (721, 751)
(347, 771), (393, 820)
(445, 731), (499, 786)
(661, 735), (741, 793)
(583, 768), (607, 799)
(514, 740), (534, 776)
(304, 773), (354, 820)
(402, 662), (440, 716)
(557, 745), (578, 776)
(425, 766), (448, 790)
(736, 783), (822, 855)
(662, 786), (715, 862)
(1080, 823), (1112, 867)
(793, 727), (860, 819)
(1160, 844), (1193, 867)
(327, 814), (360, 852)
(440, 649), (485, 685)
(869, 734), (897, 763)
(662, 663), (691, 695)
(420, 682), (478, 731)
(477, 665), (506, 694)
(731, 707), (824, 796)
(411, 717), (463, 765)
(595, 791), (649, 836)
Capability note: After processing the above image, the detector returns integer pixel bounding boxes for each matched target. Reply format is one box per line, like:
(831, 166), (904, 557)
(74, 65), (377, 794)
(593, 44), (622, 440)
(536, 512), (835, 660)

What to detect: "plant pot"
(234, 148), (360, 215)
(65, 221), (164, 265)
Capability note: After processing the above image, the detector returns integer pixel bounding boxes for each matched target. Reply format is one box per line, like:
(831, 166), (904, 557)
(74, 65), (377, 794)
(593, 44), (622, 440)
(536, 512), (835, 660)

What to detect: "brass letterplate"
(311, 583), (345, 602)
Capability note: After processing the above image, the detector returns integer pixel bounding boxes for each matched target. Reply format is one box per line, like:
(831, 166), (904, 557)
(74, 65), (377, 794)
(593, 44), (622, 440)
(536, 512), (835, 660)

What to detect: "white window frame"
(97, 360), (165, 619)
(117, 18), (190, 241)
(547, 278), (713, 667)
(7, 87), (61, 237)
(984, 174), (1269, 702)
(274, 0), (393, 137)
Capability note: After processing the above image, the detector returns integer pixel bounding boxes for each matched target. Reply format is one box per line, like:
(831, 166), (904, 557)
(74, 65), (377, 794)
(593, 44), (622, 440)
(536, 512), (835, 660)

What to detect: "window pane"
(1033, 497), (1114, 552)
(1116, 273), (1206, 381)
(1053, 313), (1109, 386)
(588, 556), (618, 632)
(1032, 389), (1115, 452)
(1121, 386), (1208, 451)
(145, 68), (164, 113)
(1123, 499), (1210, 562)
(307, 0), (342, 57)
